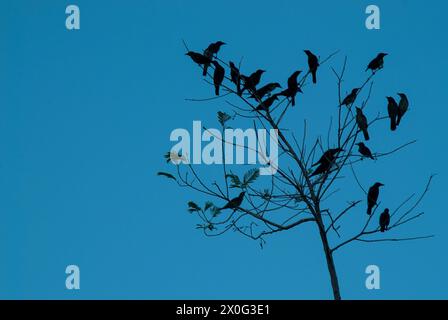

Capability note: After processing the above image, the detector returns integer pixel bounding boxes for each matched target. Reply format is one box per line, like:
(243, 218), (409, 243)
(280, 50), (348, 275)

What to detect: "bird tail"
(380, 226), (385, 232)
(203, 63), (209, 76)
(390, 118), (397, 131)
(367, 206), (372, 215)
(312, 71), (317, 84)
(291, 95), (296, 107)
(215, 85), (219, 96)
(396, 115), (402, 126)
(236, 80), (242, 96)
(363, 129), (370, 141)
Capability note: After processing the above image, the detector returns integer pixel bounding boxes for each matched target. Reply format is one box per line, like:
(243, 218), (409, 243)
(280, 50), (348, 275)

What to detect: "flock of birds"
(186, 41), (411, 233)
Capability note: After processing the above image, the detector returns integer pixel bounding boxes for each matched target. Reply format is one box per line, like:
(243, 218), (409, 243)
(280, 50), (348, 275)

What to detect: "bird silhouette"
(229, 61), (242, 96)
(212, 61), (225, 96)
(186, 51), (212, 66)
(312, 148), (343, 167)
(304, 50), (319, 84)
(203, 41), (226, 76)
(387, 96), (399, 131)
(367, 182), (384, 215)
(221, 192), (245, 211)
(310, 148), (343, 177)
(279, 70), (303, 106)
(241, 69), (265, 94)
(250, 82), (281, 100)
(356, 107), (370, 141)
(397, 93), (409, 126)
(356, 142), (374, 160)
(340, 88), (360, 107)
(255, 94), (279, 111)
(366, 53), (388, 72)
(379, 208), (390, 232)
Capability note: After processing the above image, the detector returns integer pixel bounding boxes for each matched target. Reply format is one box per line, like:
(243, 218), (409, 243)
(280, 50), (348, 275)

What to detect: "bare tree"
(158, 43), (434, 300)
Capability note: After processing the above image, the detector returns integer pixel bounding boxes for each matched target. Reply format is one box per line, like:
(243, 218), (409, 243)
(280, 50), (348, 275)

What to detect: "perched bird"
(203, 41), (226, 76)
(387, 96), (399, 131)
(397, 93), (409, 126)
(310, 148), (343, 177)
(287, 71), (302, 90)
(356, 142), (374, 160)
(340, 88), (360, 107)
(281, 70), (303, 106)
(221, 191), (245, 211)
(229, 61), (242, 96)
(304, 50), (319, 84)
(367, 182), (384, 215)
(241, 69), (265, 93)
(310, 161), (331, 177)
(255, 94), (279, 111)
(250, 82), (281, 100)
(312, 148), (343, 167)
(356, 107), (370, 141)
(366, 53), (388, 72)
(186, 51), (212, 66)
(379, 208), (390, 232)
(212, 61), (225, 96)
(205, 41), (226, 55)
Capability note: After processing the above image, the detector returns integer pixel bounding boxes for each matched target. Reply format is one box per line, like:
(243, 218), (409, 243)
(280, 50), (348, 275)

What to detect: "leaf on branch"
(226, 173), (242, 188)
(242, 168), (260, 187)
(157, 171), (176, 181)
(217, 111), (232, 126)
(210, 206), (221, 217)
(204, 201), (214, 212)
(187, 201), (201, 213)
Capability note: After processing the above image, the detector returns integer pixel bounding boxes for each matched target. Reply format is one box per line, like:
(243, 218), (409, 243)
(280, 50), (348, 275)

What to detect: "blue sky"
(0, 0), (447, 299)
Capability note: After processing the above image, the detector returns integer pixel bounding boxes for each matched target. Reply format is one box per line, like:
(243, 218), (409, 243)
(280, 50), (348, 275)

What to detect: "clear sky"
(0, 0), (447, 299)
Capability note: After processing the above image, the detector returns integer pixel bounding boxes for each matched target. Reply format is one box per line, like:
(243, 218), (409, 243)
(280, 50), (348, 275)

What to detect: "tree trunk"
(317, 220), (342, 300)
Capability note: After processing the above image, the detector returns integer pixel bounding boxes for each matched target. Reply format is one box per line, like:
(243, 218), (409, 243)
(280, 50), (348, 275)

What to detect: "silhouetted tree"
(159, 41), (434, 300)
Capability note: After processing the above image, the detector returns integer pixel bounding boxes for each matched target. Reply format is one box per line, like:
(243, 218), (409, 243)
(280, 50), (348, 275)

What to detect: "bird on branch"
(304, 50), (319, 84)
(279, 70), (303, 106)
(387, 96), (399, 131)
(356, 142), (374, 160)
(229, 61), (242, 96)
(255, 94), (279, 111)
(241, 69), (265, 94)
(367, 182), (384, 215)
(312, 148), (343, 167)
(397, 93), (409, 126)
(203, 41), (226, 76)
(212, 61), (225, 96)
(355, 107), (370, 141)
(310, 148), (343, 177)
(366, 53), (388, 73)
(250, 82), (281, 101)
(220, 192), (245, 211)
(340, 88), (360, 107)
(186, 51), (212, 67)
(379, 208), (390, 232)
